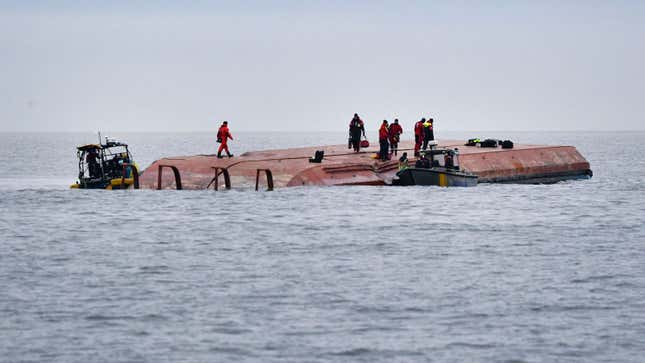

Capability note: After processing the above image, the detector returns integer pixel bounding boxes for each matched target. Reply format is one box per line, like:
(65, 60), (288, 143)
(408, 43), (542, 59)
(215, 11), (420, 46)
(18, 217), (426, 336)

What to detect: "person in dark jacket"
(379, 120), (389, 161)
(86, 148), (100, 178)
(348, 113), (366, 152)
(415, 152), (431, 168)
(444, 150), (454, 169)
(422, 118), (434, 150)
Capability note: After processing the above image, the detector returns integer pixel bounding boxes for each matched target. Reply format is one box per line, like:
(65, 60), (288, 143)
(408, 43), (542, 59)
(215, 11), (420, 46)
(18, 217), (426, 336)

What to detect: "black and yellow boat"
(393, 167), (478, 187)
(392, 146), (478, 187)
(70, 138), (139, 189)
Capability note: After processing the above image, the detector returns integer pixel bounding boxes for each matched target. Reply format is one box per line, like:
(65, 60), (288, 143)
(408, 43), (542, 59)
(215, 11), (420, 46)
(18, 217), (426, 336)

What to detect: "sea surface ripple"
(1, 131), (644, 362)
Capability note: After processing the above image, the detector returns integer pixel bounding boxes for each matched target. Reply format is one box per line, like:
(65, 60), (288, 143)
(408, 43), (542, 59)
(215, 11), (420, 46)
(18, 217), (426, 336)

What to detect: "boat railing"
(255, 169), (274, 191)
(207, 167), (231, 190)
(157, 165), (182, 190)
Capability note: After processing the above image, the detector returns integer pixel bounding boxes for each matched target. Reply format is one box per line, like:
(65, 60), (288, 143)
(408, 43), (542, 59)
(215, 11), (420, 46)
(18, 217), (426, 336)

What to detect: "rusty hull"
(139, 139), (592, 190)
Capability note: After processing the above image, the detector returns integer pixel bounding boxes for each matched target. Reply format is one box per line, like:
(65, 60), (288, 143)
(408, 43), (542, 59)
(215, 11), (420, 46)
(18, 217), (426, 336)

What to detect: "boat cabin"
(419, 141), (461, 171)
(72, 138), (137, 189)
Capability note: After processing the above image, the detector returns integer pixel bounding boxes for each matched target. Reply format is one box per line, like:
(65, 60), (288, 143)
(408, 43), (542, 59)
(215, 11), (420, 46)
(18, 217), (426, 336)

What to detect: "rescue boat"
(392, 143), (478, 187)
(393, 167), (478, 187)
(70, 137), (139, 189)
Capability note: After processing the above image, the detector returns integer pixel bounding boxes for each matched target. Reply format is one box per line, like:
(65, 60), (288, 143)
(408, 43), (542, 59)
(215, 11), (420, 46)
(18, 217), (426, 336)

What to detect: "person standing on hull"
(349, 113), (366, 152)
(422, 117), (433, 150)
(388, 118), (403, 156)
(216, 121), (234, 158)
(379, 120), (390, 161)
(414, 118), (424, 156)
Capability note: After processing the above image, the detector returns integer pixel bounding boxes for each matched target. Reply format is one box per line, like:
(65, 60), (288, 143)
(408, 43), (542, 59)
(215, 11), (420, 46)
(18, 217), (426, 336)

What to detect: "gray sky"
(1, 1), (643, 132)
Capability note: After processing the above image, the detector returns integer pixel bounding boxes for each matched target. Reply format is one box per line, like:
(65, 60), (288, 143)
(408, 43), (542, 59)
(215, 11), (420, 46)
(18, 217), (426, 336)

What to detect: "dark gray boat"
(391, 143), (477, 187)
(393, 167), (478, 187)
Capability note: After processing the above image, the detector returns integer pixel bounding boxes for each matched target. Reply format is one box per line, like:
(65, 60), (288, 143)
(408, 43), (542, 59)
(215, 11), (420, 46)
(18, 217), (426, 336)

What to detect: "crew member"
(444, 150), (454, 169)
(86, 148), (100, 178)
(422, 118), (434, 150)
(349, 113), (366, 152)
(217, 121), (234, 158)
(415, 152), (431, 168)
(398, 152), (409, 171)
(414, 118), (424, 156)
(388, 118), (403, 156)
(379, 120), (389, 161)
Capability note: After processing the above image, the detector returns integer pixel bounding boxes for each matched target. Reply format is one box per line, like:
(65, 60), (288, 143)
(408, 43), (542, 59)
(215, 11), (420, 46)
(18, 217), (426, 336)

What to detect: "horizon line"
(1, 129), (644, 134)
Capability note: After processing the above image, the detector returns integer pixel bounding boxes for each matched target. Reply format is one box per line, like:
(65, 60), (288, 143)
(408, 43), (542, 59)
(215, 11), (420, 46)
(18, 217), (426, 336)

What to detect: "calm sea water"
(1, 131), (644, 362)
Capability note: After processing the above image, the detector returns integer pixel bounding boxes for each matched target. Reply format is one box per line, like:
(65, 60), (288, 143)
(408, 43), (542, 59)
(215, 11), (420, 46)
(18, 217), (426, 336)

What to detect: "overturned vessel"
(137, 138), (592, 190)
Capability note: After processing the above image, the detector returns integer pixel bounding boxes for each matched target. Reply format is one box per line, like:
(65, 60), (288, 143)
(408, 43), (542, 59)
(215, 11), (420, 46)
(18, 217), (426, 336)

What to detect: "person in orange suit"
(388, 118), (403, 156)
(217, 121), (234, 158)
(414, 118), (425, 156)
(379, 120), (390, 161)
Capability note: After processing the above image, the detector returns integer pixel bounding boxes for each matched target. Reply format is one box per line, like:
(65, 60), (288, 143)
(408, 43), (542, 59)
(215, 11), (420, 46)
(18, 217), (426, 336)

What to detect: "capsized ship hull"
(139, 139), (592, 190)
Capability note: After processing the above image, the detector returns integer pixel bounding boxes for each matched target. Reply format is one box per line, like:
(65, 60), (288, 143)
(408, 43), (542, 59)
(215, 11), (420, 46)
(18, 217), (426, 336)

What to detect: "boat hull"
(393, 167), (478, 187)
(138, 139), (592, 189)
(70, 177), (136, 190)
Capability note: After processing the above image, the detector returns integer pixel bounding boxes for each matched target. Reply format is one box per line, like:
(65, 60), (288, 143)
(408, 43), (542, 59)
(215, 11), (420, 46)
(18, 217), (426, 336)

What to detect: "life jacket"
(398, 158), (409, 170)
(379, 125), (389, 140)
(217, 126), (230, 141)
(423, 121), (432, 130)
(414, 121), (424, 136)
(389, 123), (402, 136)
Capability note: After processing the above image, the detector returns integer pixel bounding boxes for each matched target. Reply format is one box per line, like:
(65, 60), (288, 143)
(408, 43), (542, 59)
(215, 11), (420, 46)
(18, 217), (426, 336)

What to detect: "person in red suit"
(379, 120), (390, 161)
(388, 118), (403, 156)
(217, 121), (234, 158)
(414, 118), (425, 156)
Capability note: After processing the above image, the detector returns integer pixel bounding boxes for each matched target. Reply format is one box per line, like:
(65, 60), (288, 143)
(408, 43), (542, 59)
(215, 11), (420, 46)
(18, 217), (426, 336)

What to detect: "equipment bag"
(480, 139), (498, 148)
(501, 140), (514, 149)
(360, 139), (370, 148)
